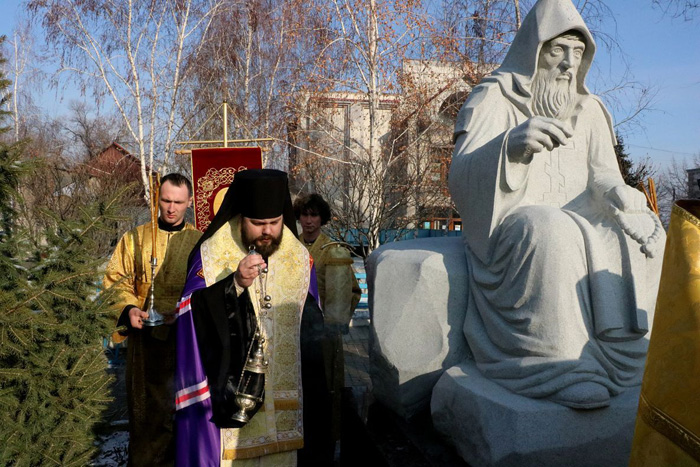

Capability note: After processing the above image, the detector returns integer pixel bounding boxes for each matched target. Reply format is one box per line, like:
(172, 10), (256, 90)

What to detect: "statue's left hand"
(605, 185), (648, 213)
(606, 185), (663, 258)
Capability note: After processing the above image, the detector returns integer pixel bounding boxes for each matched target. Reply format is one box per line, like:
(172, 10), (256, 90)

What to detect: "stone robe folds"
(103, 221), (201, 466)
(174, 216), (320, 466)
(448, 0), (664, 403)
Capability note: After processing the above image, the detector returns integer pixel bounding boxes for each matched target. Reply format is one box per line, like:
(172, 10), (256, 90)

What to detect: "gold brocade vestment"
(201, 216), (310, 465)
(630, 200), (700, 466)
(104, 222), (201, 340)
(103, 222), (201, 467)
(300, 232), (361, 317)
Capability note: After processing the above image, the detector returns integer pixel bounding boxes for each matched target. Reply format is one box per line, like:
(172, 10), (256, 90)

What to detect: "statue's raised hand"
(507, 116), (574, 162)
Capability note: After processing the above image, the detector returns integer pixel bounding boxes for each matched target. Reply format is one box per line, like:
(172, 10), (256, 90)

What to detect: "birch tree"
(2, 19), (43, 143)
(179, 0), (311, 167)
(289, 0), (461, 254)
(28, 0), (222, 197)
(290, 0), (541, 254)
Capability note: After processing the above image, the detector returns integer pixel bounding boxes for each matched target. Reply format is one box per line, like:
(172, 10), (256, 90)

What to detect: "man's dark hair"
(293, 193), (331, 225)
(160, 173), (193, 197)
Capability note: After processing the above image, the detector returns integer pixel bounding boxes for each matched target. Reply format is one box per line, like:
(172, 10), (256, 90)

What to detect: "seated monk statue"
(449, 0), (665, 409)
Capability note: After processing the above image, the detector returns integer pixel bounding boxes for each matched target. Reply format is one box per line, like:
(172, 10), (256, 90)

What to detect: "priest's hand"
(129, 307), (149, 330)
(507, 116), (573, 162)
(235, 253), (268, 288)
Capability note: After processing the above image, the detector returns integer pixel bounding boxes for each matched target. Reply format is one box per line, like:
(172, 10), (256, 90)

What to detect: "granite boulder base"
(366, 237), (470, 418)
(431, 360), (641, 467)
(368, 238), (643, 465)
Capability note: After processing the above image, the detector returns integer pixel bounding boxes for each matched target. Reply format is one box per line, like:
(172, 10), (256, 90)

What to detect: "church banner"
(190, 147), (263, 232)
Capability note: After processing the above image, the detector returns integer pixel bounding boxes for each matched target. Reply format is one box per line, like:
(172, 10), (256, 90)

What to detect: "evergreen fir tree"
(615, 135), (652, 188)
(0, 39), (126, 465)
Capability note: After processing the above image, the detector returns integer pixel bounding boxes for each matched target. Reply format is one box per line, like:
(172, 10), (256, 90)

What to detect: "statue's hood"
(491, 0), (595, 97)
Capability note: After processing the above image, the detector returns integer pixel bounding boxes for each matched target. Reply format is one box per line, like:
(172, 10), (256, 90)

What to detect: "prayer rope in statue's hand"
(605, 184), (663, 258)
(610, 207), (664, 259)
(606, 185), (648, 213)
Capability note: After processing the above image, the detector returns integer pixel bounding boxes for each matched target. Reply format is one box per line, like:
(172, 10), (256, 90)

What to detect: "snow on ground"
(92, 431), (129, 466)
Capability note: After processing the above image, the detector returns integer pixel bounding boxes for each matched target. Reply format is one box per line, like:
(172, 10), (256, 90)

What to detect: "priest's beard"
(241, 225), (283, 258)
(531, 68), (578, 121)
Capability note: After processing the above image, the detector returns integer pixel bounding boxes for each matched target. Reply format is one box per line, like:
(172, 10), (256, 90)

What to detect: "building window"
(428, 146), (452, 187)
(421, 216), (462, 231)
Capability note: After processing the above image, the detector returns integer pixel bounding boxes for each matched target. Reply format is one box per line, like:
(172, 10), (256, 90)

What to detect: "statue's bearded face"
(531, 32), (586, 120)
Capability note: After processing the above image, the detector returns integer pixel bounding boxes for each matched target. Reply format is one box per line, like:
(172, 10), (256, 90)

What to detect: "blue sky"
(592, 0), (700, 171)
(1, 0), (698, 172)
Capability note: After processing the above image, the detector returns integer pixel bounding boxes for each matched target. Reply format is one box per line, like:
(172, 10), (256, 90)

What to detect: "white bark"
(30, 0), (221, 199)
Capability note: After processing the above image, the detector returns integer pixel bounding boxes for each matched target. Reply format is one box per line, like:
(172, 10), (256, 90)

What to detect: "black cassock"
(187, 273), (334, 464)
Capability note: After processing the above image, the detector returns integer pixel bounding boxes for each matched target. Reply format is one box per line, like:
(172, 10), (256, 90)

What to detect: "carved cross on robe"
(542, 141), (576, 207)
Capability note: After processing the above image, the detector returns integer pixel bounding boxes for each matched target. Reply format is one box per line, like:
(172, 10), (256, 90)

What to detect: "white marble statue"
(449, 0), (665, 409)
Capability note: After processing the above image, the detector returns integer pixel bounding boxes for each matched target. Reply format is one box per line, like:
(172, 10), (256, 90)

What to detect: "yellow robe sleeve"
(103, 229), (141, 317)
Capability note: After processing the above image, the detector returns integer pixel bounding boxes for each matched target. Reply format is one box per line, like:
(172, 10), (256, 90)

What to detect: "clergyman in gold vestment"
(103, 173), (201, 467)
(173, 169), (331, 466)
(294, 193), (361, 446)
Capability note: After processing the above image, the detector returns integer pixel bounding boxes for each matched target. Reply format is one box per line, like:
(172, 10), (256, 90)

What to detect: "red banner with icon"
(190, 147), (263, 232)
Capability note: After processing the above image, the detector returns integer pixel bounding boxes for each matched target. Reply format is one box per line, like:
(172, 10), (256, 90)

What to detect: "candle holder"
(142, 256), (165, 326)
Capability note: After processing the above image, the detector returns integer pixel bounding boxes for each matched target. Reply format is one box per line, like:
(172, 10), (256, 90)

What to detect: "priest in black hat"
(172, 169), (332, 466)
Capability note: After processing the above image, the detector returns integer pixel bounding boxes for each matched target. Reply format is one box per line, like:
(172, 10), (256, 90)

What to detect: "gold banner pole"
(223, 100), (228, 148)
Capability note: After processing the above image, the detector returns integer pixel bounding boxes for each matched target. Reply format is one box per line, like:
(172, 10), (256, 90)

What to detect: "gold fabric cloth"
(200, 215), (310, 464)
(104, 222), (201, 342)
(630, 200), (700, 466)
(300, 232), (360, 321)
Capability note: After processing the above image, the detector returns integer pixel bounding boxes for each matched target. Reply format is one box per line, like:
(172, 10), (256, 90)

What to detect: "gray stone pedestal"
(367, 237), (471, 418)
(431, 360), (640, 467)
